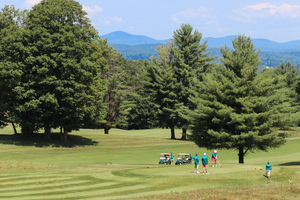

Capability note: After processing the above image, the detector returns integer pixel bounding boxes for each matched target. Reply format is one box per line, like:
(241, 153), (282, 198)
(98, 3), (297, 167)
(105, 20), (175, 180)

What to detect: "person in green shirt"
(266, 161), (272, 179)
(193, 154), (200, 173)
(202, 153), (209, 174)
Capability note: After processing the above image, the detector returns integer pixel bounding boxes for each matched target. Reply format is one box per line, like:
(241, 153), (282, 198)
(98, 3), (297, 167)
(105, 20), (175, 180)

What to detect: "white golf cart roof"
(178, 153), (190, 156)
(160, 153), (170, 156)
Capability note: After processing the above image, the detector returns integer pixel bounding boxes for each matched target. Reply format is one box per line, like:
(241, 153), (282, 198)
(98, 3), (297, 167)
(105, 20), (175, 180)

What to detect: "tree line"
(1, 0), (300, 163)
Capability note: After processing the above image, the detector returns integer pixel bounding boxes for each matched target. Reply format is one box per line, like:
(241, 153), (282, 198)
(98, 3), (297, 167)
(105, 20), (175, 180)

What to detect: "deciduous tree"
(0, 5), (25, 132)
(18, 0), (107, 141)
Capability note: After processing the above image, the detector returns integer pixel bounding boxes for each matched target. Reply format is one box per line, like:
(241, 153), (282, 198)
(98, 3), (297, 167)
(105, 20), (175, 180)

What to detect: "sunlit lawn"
(0, 126), (299, 199)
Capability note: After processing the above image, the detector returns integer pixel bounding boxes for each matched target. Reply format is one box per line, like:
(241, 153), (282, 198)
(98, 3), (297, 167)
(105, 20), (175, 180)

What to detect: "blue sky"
(2, 0), (300, 42)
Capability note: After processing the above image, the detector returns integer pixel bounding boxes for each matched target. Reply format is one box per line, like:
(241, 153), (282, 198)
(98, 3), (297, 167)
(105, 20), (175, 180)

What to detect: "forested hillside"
(111, 44), (300, 69)
(102, 31), (300, 68)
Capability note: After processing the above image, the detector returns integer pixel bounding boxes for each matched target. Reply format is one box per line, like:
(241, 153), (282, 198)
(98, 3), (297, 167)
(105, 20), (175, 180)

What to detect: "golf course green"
(0, 127), (299, 199)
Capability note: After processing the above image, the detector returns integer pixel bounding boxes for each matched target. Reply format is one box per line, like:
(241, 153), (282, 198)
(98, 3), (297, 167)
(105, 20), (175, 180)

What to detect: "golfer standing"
(202, 153), (209, 174)
(193, 154), (200, 173)
(266, 161), (272, 179)
(170, 152), (174, 164)
(212, 150), (217, 167)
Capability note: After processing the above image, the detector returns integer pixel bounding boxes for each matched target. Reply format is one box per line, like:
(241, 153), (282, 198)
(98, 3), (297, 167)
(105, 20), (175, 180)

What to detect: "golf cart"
(175, 153), (192, 165)
(158, 153), (171, 165)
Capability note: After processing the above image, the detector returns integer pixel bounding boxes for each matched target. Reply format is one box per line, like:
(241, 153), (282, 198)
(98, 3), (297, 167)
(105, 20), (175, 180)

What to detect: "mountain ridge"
(101, 31), (300, 52)
(101, 31), (300, 68)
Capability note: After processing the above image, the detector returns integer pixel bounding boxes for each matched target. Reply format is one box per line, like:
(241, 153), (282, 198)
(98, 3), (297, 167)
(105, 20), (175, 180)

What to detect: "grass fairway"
(0, 127), (299, 200)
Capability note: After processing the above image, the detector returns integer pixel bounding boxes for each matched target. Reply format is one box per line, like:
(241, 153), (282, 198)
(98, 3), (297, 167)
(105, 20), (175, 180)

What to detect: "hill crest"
(101, 31), (300, 52)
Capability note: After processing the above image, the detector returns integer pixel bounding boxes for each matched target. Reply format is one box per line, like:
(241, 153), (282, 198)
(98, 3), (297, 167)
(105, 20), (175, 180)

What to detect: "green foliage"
(171, 24), (215, 138)
(189, 35), (289, 163)
(268, 62), (300, 128)
(0, 5), (25, 128)
(272, 61), (300, 87)
(100, 48), (136, 133)
(146, 42), (180, 138)
(0, 1), (108, 139)
(126, 59), (158, 130)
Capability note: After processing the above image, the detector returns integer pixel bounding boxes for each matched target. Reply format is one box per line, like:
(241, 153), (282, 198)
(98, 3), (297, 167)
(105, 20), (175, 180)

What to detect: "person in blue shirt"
(193, 154), (200, 173)
(170, 152), (174, 164)
(202, 153), (209, 174)
(266, 161), (272, 179)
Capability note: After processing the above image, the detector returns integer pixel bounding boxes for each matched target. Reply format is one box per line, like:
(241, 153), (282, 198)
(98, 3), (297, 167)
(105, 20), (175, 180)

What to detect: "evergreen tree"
(126, 59), (157, 130)
(273, 61), (299, 87)
(101, 47), (134, 134)
(171, 24), (214, 139)
(270, 61), (300, 128)
(189, 35), (287, 163)
(146, 40), (179, 139)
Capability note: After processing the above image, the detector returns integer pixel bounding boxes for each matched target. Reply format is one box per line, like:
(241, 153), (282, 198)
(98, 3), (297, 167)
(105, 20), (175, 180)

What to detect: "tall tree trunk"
(12, 122), (17, 135)
(44, 122), (51, 139)
(170, 124), (176, 139)
(238, 145), (244, 164)
(104, 124), (111, 134)
(181, 128), (187, 140)
(21, 123), (34, 136)
(61, 128), (68, 143)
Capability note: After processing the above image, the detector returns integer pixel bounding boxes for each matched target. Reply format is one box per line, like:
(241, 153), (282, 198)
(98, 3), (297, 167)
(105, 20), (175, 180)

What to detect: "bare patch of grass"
(134, 184), (300, 200)
(0, 161), (58, 170)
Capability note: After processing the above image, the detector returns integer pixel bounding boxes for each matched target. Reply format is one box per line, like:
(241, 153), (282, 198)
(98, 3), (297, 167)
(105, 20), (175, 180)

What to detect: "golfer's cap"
(204, 153), (206, 155)
(214, 150), (217, 153)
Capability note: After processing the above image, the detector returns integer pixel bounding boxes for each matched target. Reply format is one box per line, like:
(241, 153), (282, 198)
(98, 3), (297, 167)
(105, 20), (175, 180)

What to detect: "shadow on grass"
(278, 162), (300, 166)
(0, 133), (98, 148)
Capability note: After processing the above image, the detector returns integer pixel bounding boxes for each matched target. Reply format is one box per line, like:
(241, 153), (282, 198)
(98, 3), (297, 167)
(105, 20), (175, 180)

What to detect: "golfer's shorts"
(266, 170), (271, 174)
(212, 158), (217, 161)
(203, 164), (208, 168)
(195, 164), (198, 168)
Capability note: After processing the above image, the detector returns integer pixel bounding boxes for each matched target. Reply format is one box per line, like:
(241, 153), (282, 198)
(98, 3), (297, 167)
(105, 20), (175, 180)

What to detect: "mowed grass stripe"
(0, 174), (72, 182)
(0, 182), (151, 200)
(36, 184), (152, 200)
(0, 179), (90, 192)
(0, 181), (118, 198)
(0, 176), (75, 187)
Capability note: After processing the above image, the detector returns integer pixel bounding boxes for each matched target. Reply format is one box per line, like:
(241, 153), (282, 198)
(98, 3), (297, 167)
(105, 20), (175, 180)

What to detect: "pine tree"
(171, 24), (214, 139)
(189, 35), (288, 163)
(146, 40), (179, 139)
(101, 47), (134, 134)
(126, 59), (158, 130)
(270, 61), (300, 129)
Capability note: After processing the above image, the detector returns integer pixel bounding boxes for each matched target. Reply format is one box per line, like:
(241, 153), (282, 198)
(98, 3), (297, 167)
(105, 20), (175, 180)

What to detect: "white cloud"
(25, 0), (42, 6)
(240, 3), (300, 21)
(171, 7), (212, 23)
(170, 7), (223, 33)
(101, 16), (123, 25)
(82, 5), (104, 14)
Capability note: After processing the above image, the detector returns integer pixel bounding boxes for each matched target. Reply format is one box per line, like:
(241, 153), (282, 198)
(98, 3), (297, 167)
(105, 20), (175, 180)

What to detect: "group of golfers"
(192, 150), (218, 174)
(191, 150), (273, 179)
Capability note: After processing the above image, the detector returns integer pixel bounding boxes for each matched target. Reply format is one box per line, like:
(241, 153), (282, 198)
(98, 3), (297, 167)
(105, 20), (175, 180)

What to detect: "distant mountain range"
(101, 31), (168, 46)
(101, 31), (300, 68)
(102, 31), (300, 52)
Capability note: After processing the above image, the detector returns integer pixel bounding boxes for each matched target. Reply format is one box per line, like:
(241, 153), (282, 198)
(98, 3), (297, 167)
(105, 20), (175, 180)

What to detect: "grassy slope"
(0, 127), (299, 200)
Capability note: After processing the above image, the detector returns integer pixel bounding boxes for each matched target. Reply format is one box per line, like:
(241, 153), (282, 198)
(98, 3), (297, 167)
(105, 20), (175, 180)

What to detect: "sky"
(2, 0), (300, 43)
